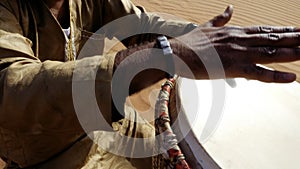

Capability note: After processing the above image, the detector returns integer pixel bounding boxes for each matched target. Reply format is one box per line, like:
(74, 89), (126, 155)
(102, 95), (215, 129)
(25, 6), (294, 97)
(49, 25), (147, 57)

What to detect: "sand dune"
(133, 0), (300, 26)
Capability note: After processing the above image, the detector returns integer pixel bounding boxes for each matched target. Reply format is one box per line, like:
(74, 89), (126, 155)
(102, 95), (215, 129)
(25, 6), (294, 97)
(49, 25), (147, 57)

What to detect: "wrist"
(169, 38), (205, 79)
(169, 38), (181, 58)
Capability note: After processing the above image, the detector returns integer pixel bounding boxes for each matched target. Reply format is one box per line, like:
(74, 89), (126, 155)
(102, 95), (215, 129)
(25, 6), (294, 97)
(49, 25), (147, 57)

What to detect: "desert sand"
(1, 0), (299, 168)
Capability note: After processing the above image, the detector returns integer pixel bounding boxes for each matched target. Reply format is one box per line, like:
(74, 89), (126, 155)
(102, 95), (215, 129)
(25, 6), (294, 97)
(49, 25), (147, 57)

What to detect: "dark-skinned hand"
(171, 5), (300, 83)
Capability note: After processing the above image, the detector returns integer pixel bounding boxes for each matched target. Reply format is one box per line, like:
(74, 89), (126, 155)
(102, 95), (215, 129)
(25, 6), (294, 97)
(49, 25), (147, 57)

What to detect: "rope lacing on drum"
(154, 77), (191, 169)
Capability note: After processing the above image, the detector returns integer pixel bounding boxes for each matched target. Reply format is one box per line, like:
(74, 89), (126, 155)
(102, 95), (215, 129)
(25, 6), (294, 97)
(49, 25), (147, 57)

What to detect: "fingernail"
(225, 5), (233, 13)
(295, 28), (300, 32)
(283, 73), (296, 81)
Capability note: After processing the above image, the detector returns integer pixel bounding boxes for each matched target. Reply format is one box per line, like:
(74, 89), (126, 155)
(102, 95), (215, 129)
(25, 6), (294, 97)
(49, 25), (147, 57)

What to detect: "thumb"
(202, 5), (234, 27)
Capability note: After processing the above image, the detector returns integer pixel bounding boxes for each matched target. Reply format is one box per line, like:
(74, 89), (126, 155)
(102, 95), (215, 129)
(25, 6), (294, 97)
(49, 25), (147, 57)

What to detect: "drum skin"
(169, 78), (220, 169)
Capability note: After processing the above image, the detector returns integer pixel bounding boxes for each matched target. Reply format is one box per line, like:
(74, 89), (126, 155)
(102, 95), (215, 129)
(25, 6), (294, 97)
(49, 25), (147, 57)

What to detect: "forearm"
(113, 37), (205, 94)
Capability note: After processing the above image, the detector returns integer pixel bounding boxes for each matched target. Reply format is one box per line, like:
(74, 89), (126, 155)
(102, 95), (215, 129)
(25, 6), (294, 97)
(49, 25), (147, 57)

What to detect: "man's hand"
(172, 25), (300, 83)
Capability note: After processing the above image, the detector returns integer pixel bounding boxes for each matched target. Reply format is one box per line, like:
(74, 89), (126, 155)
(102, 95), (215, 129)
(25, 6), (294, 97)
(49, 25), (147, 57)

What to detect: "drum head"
(178, 78), (300, 169)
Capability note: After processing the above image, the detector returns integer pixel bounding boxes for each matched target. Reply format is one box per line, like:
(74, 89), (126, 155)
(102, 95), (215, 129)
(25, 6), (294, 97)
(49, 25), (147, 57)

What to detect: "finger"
(242, 64), (296, 83)
(246, 47), (300, 64)
(202, 5), (233, 27)
(225, 78), (237, 88)
(237, 32), (300, 47)
(245, 26), (300, 34)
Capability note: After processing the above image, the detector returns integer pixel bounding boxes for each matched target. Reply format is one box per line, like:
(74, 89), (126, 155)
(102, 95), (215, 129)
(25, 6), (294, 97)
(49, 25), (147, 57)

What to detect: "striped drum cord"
(154, 77), (191, 169)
